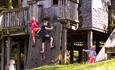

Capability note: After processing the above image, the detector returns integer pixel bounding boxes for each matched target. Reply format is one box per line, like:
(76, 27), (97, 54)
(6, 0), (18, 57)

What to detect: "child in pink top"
(31, 17), (41, 44)
(83, 46), (96, 64)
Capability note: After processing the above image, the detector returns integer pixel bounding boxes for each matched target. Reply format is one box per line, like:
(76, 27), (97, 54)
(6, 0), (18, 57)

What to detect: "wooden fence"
(2, 7), (29, 34)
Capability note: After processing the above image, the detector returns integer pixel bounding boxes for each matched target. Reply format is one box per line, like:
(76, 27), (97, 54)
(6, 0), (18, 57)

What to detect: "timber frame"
(0, 0), (114, 69)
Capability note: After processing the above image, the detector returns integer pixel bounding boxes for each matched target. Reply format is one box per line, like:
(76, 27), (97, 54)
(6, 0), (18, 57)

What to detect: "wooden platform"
(105, 47), (115, 59)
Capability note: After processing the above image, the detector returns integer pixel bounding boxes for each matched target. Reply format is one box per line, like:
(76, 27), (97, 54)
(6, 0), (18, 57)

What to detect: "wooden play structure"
(106, 1), (115, 58)
(96, 0), (115, 61)
(0, 0), (114, 70)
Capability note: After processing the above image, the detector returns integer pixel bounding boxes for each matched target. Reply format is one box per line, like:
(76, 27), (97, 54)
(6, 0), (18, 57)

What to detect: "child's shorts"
(42, 34), (51, 42)
(32, 27), (41, 36)
(89, 57), (96, 63)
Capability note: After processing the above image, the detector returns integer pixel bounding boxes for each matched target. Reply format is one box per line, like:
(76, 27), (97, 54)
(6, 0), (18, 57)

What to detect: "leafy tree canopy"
(0, 0), (22, 13)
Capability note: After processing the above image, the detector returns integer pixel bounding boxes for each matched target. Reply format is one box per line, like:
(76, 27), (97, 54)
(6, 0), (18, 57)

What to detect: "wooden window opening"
(53, 0), (58, 5)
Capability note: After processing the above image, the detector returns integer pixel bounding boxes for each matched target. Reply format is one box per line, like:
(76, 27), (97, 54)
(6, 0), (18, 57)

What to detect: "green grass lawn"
(32, 59), (115, 70)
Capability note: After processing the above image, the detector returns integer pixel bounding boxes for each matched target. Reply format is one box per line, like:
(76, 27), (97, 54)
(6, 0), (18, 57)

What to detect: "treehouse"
(96, 0), (115, 61)
(0, 0), (112, 70)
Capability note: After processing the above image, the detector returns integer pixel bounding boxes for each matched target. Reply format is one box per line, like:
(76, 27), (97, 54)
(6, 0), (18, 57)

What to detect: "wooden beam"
(1, 40), (5, 70)
(61, 24), (67, 64)
(83, 39), (88, 62)
(27, 0), (36, 5)
(24, 39), (27, 70)
(78, 48), (82, 63)
(17, 43), (21, 70)
(96, 40), (100, 54)
(87, 31), (93, 49)
(6, 37), (11, 70)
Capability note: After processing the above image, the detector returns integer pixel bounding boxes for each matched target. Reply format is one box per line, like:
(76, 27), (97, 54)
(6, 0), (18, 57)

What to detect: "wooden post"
(37, 5), (43, 21)
(83, 39), (88, 62)
(24, 39), (27, 70)
(61, 24), (67, 64)
(108, 6), (112, 30)
(70, 42), (74, 64)
(87, 31), (93, 49)
(96, 40), (100, 54)
(1, 40), (5, 70)
(78, 48), (82, 63)
(107, 53), (111, 59)
(17, 43), (21, 70)
(28, 1), (35, 18)
(6, 37), (11, 70)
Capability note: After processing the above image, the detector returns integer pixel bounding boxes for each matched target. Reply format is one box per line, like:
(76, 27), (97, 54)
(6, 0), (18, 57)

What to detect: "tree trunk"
(7, 0), (13, 9)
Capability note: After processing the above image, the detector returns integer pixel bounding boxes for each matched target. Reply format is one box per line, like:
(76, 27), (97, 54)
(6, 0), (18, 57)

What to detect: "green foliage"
(32, 59), (115, 70)
(7, 0), (13, 9)
(110, 24), (115, 27)
(57, 50), (79, 64)
(0, 0), (22, 11)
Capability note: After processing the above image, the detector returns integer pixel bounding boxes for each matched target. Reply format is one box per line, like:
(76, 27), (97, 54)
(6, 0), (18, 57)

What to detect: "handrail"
(2, 7), (29, 29)
(3, 7), (28, 13)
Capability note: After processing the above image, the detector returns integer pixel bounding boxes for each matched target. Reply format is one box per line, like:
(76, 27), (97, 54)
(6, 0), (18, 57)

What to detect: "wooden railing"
(43, 1), (79, 22)
(1, 8), (29, 35)
(1, 1), (78, 34)
(2, 7), (29, 34)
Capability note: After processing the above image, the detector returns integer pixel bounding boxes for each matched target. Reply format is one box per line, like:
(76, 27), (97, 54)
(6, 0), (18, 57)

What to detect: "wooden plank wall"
(26, 23), (62, 69)
(1, 40), (5, 70)
(58, 0), (78, 21)
(42, 0), (78, 22)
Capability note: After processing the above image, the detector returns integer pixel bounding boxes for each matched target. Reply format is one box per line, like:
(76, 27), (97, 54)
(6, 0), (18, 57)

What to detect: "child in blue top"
(83, 45), (96, 64)
(38, 18), (54, 53)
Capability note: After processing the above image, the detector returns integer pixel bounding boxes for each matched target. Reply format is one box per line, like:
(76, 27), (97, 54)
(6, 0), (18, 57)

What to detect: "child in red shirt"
(31, 17), (41, 44)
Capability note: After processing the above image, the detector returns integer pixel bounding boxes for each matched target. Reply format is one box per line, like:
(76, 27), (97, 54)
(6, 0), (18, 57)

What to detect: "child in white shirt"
(9, 59), (16, 70)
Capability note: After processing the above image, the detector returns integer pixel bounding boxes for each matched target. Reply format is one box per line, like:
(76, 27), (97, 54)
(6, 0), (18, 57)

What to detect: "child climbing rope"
(38, 18), (54, 53)
(83, 45), (96, 64)
(31, 17), (41, 44)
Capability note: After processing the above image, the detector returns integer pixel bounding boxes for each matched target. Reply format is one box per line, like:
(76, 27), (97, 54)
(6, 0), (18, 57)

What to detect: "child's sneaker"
(50, 45), (55, 49)
(36, 32), (42, 39)
(36, 34), (40, 39)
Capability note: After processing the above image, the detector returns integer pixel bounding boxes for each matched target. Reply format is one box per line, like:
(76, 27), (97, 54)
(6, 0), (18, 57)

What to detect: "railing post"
(70, 42), (74, 64)
(6, 37), (11, 70)
(28, 0), (36, 18)
(24, 39), (27, 70)
(17, 43), (21, 70)
(37, 5), (43, 21)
